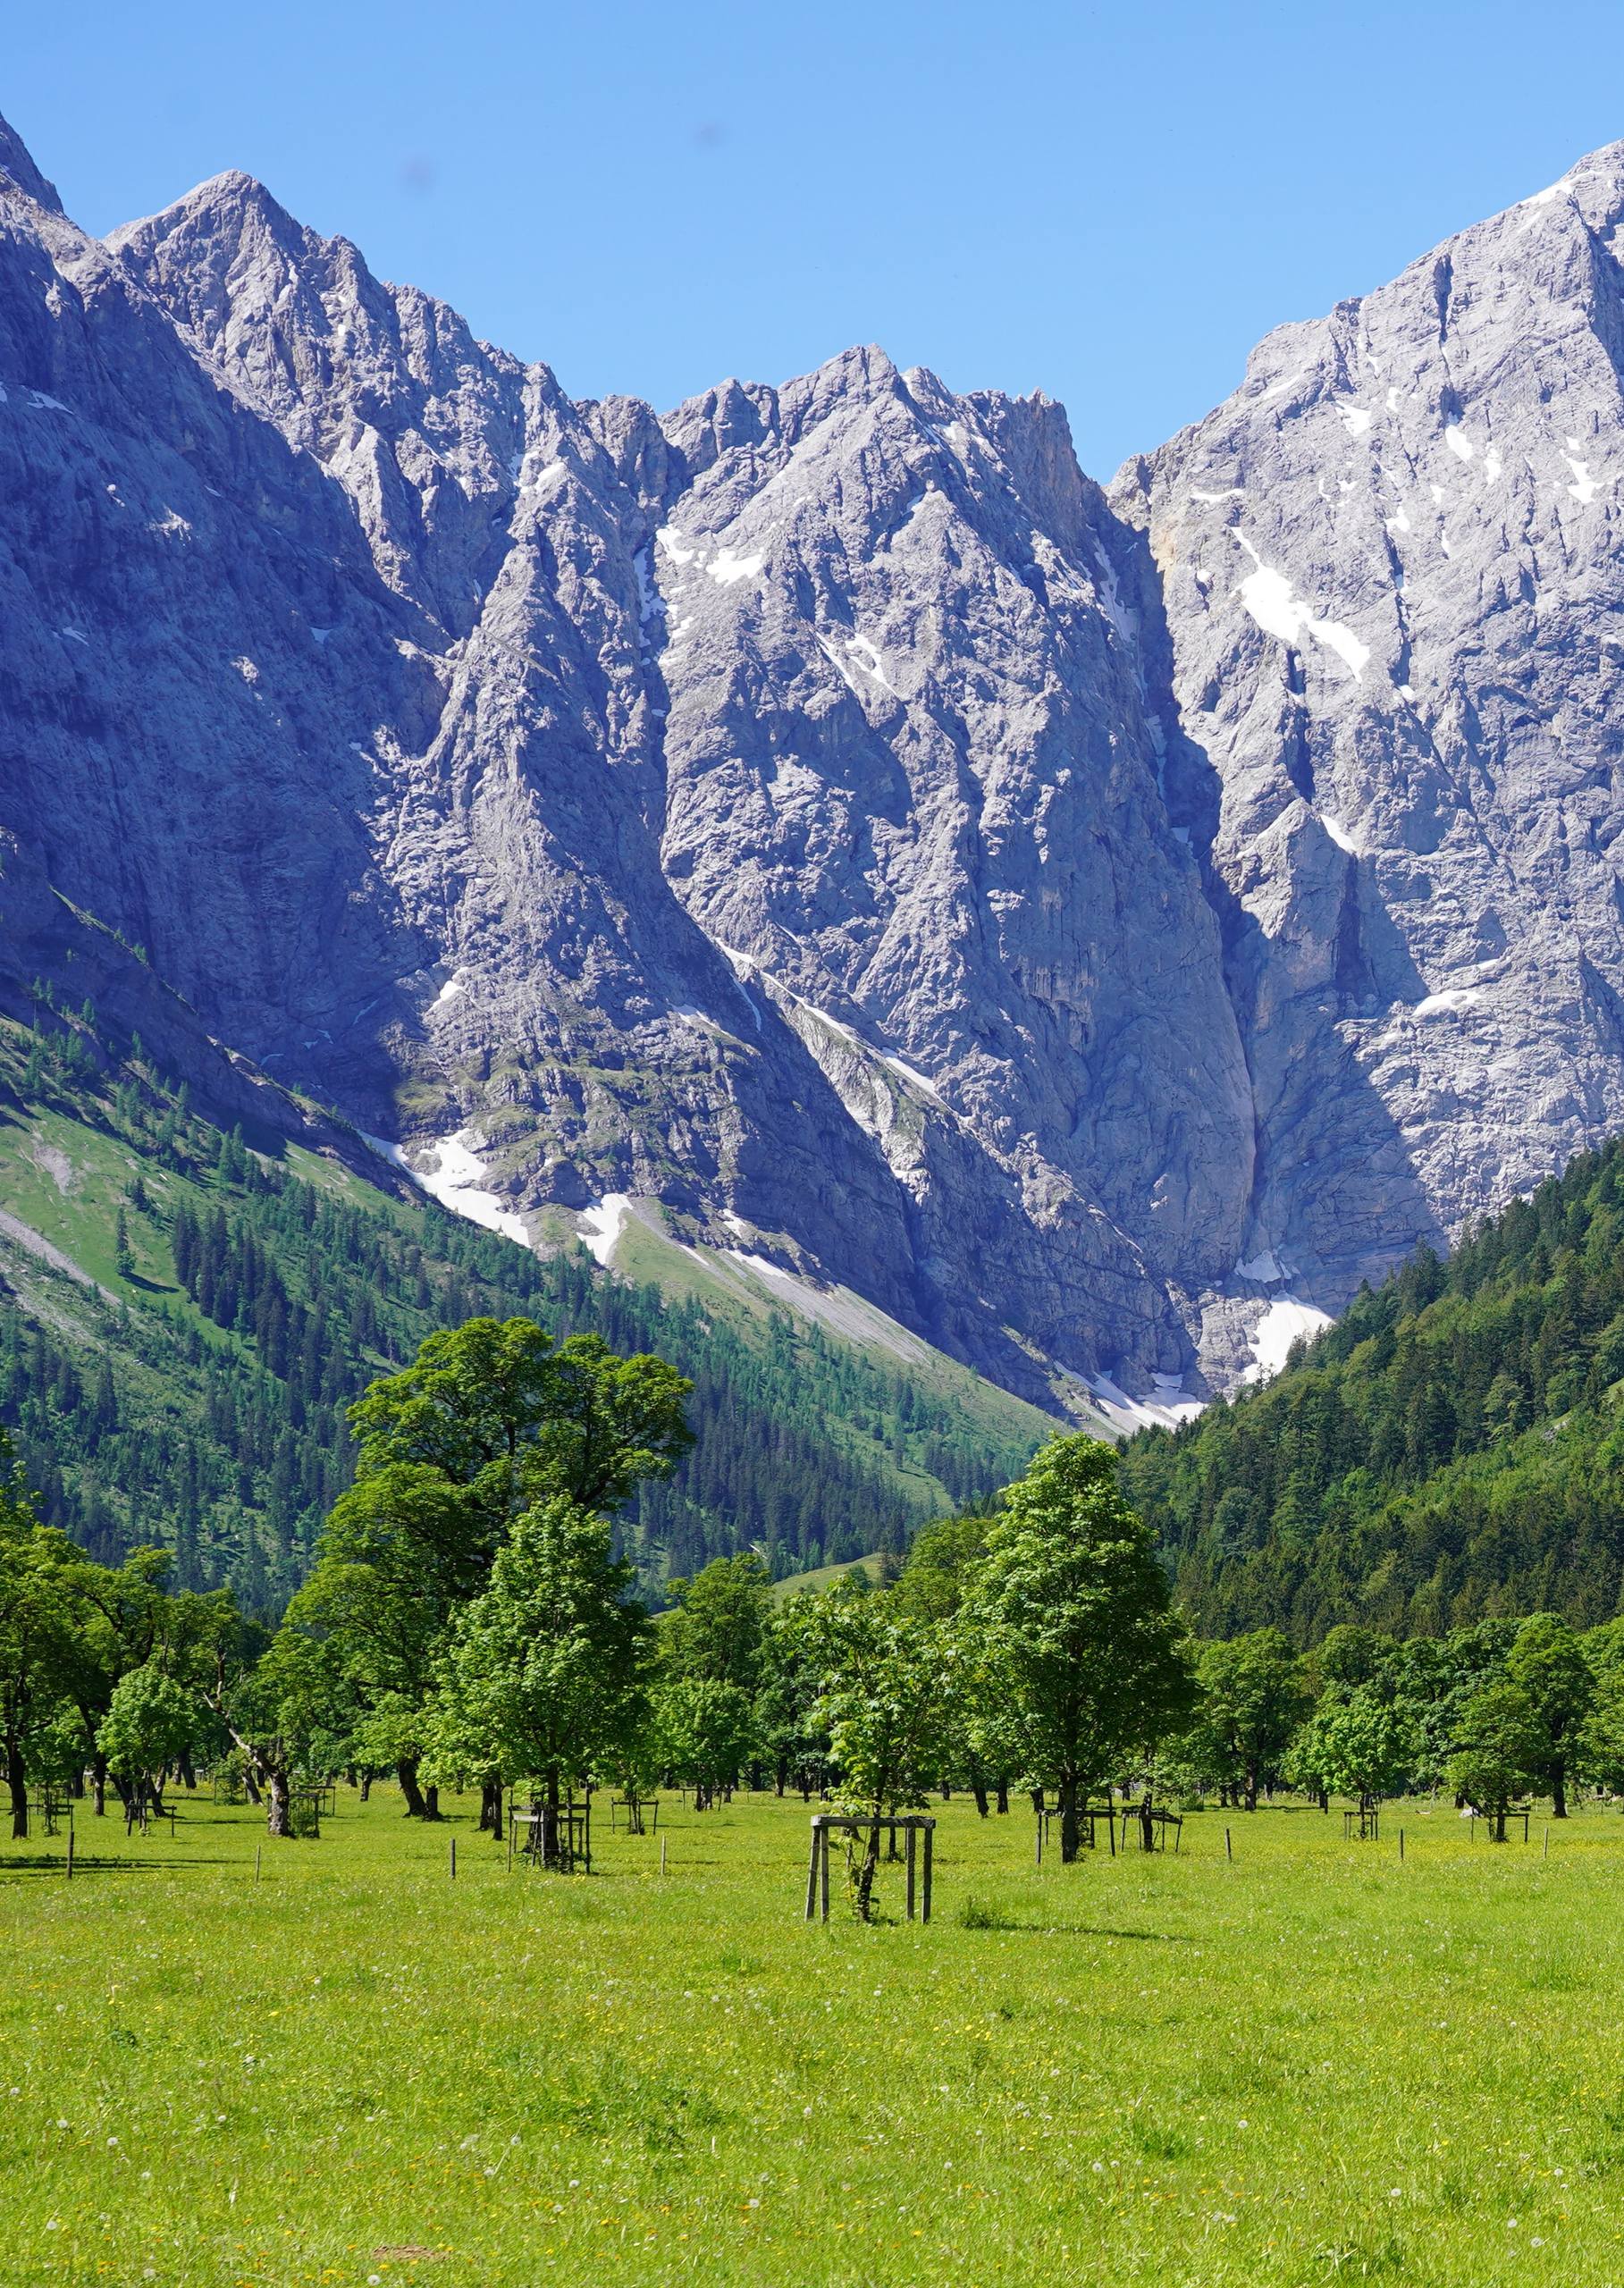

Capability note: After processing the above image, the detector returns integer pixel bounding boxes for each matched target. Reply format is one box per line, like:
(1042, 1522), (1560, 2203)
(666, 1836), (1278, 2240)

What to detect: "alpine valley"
(7, 105), (1624, 1498)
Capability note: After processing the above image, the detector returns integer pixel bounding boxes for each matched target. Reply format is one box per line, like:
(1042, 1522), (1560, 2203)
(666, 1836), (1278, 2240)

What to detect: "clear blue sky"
(10, 0), (1624, 475)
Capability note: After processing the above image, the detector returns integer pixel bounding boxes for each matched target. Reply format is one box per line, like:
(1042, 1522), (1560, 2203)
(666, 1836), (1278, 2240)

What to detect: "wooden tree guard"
(1342, 1796), (1381, 1840)
(1468, 1803), (1531, 1842)
(610, 1794), (660, 1835)
(804, 1814), (935, 1922)
(1122, 1803), (1183, 1853)
(1035, 1800), (1116, 1855)
(509, 1788), (593, 1873)
(26, 1789), (66, 1838)
(289, 1785), (328, 1838)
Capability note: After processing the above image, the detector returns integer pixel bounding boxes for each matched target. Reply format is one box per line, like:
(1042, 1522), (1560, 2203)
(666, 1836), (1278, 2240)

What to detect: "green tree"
(787, 1590), (960, 1919)
(1447, 1679), (1545, 1840)
(97, 1665), (198, 1817)
(961, 1436), (1194, 1861)
(430, 1496), (652, 1868)
(1194, 1630), (1311, 1811)
(349, 1317), (693, 1537)
(1506, 1612), (1593, 1818)
(0, 1444), (77, 1838)
(660, 1552), (772, 1692)
(655, 1674), (759, 1804)
(893, 1512), (993, 1621)
(296, 1319), (691, 1821)
(755, 1598), (832, 1797)
(1577, 1665), (1624, 1797)
(287, 1467), (477, 1817)
(1285, 1683), (1419, 1805)
(201, 1611), (341, 1838)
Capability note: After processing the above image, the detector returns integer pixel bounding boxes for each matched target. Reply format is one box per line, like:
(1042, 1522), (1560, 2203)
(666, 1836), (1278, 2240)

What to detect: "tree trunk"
(775, 1756), (787, 1798)
(1058, 1773), (1081, 1863)
(479, 1779), (503, 1835)
(265, 1766), (291, 1838)
(177, 1745), (197, 1791)
(396, 1757), (428, 1819)
(5, 1731), (27, 1841)
(91, 1754), (107, 1816)
(358, 1771), (372, 1801)
(1243, 1764), (1258, 1813)
(853, 1817), (882, 1920)
(996, 1779), (1009, 1815)
(1552, 1761), (1568, 1819)
(1492, 1804), (1507, 1843)
(242, 1769), (262, 1806)
(423, 1784), (441, 1821)
(542, 1771), (561, 1870)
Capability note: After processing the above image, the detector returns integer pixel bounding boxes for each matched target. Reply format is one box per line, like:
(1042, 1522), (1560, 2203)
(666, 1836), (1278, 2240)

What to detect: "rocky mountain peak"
(0, 111), (63, 214)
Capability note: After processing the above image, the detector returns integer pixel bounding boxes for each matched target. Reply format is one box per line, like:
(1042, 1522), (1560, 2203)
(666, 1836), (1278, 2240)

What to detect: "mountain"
(1118, 1131), (1624, 1640)
(1110, 148), (1624, 1380)
(0, 998), (1050, 1608)
(6, 116), (1624, 1415)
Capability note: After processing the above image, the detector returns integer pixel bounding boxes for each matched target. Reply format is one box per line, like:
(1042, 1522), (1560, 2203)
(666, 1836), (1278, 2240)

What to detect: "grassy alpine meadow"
(2, 1788), (1622, 2287)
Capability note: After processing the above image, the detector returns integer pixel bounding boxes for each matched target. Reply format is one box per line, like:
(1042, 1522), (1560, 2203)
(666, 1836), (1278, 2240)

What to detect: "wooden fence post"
(450, 1837), (457, 1881)
(1224, 1828), (1233, 1862)
(921, 1821), (933, 1924)
(820, 1822), (830, 1922)
(804, 1822), (820, 1921)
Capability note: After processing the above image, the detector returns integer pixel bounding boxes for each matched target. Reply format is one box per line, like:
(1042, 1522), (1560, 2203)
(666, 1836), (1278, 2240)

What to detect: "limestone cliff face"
(6, 115), (1623, 1407)
(1108, 147), (1624, 1366)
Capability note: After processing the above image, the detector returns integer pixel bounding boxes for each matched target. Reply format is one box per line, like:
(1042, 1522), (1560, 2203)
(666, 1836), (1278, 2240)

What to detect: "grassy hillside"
(4, 1785), (1622, 2286)
(0, 1005), (1053, 1610)
(1120, 1135), (1624, 1640)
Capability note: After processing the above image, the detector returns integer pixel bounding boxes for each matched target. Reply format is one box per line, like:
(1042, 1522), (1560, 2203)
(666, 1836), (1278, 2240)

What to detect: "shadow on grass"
(958, 1900), (1192, 1941)
(0, 1855), (220, 1878)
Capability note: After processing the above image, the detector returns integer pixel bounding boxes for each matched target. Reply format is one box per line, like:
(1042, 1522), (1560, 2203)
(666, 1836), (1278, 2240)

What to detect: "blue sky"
(10, 1), (1624, 475)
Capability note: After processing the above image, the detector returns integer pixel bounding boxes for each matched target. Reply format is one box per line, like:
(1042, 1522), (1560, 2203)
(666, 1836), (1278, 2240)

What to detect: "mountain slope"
(0, 118), (1249, 1410)
(1108, 146), (1624, 1359)
(1118, 1132), (1624, 1640)
(0, 999), (1052, 1610)
(8, 117), (1624, 1412)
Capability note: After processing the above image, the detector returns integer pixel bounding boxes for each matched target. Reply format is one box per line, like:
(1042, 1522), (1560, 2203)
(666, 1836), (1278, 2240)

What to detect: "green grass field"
(2, 1788), (1620, 2286)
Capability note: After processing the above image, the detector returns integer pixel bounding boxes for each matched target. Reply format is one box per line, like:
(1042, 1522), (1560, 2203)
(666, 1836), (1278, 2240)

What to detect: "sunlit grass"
(2, 1788), (1620, 2284)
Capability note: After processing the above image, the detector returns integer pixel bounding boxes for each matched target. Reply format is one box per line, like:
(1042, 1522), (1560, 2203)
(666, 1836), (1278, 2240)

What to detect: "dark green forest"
(1120, 1136), (1624, 1640)
(0, 1010), (1043, 1613)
